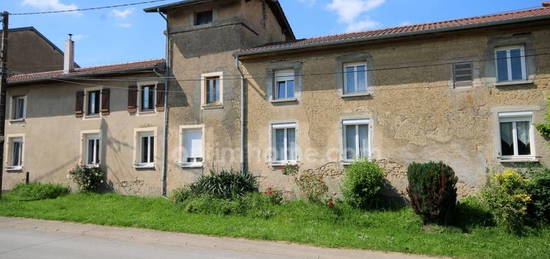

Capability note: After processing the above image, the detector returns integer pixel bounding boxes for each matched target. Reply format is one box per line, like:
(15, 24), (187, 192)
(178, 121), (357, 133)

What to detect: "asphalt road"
(0, 217), (435, 259)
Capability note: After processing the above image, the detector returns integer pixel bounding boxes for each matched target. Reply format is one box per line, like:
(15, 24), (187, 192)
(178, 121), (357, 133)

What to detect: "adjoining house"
(4, 36), (166, 194)
(2, 26), (76, 74)
(4, 0), (550, 197)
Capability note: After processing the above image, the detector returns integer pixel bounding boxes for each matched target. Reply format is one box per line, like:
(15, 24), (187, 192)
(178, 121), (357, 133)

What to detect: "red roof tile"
(239, 6), (550, 56)
(8, 59), (165, 84)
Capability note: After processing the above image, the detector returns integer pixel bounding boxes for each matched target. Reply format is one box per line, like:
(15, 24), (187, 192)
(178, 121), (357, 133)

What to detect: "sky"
(0, 0), (545, 67)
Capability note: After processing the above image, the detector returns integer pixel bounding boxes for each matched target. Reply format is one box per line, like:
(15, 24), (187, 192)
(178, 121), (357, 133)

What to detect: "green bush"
(342, 160), (385, 209)
(526, 168), (550, 223)
(170, 187), (194, 203)
(482, 170), (531, 233)
(177, 193), (279, 218)
(295, 171), (328, 201)
(189, 170), (258, 199)
(9, 183), (69, 201)
(69, 165), (105, 192)
(406, 161), (458, 224)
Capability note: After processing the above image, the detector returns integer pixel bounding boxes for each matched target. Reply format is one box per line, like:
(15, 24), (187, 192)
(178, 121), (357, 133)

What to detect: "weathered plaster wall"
(8, 29), (64, 74)
(242, 25), (550, 198)
(164, 0), (290, 193)
(3, 75), (165, 195)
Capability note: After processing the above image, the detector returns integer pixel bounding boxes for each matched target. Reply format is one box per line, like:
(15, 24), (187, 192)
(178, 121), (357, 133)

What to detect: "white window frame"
(342, 119), (372, 163)
(179, 125), (205, 168)
(9, 95), (27, 122)
(134, 128), (156, 168)
(497, 111), (536, 161)
(273, 69), (296, 101)
(84, 87), (102, 118)
(343, 62), (368, 95)
(6, 134), (24, 171)
(201, 72), (224, 107)
(81, 131), (101, 168)
(495, 46), (527, 82)
(137, 82), (157, 113)
(271, 122), (298, 165)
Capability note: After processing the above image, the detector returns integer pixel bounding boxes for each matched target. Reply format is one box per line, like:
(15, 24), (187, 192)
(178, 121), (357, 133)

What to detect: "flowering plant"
(68, 165), (105, 192)
(263, 186), (283, 204)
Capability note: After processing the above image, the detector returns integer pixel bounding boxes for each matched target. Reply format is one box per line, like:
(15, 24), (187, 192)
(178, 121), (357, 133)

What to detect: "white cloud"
(71, 34), (88, 41)
(112, 8), (133, 19)
(117, 23), (132, 28)
(22, 0), (77, 11)
(345, 18), (379, 32)
(326, 0), (385, 32)
(398, 21), (412, 26)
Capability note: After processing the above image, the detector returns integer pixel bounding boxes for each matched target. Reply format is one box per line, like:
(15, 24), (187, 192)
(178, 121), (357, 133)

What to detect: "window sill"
(270, 161), (298, 167)
(341, 92), (372, 98)
(497, 156), (539, 163)
(178, 162), (203, 168)
(138, 110), (157, 115)
(202, 104), (224, 110)
(494, 80), (534, 87)
(5, 166), (23, 172)
(270, 98), (298, 103)
(134, 163), (155, 169)
(84, 164), (101, 169)
(9, 118), (25, 123)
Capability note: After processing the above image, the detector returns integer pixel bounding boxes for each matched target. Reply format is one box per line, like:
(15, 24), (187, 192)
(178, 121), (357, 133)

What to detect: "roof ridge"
(76, 58), (165, 70)
(303, 6), (547, 42)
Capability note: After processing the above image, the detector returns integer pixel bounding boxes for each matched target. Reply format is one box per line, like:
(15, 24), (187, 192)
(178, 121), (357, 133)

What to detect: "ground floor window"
(343, 119), (370, 161)
(498, 112), (534, 158)
(9, 137), (23, 169)
(272, 123), (297, 164)
(136, 131), (155, 168)
(84, 134), (101, 167)
(181, 126), (203, 167)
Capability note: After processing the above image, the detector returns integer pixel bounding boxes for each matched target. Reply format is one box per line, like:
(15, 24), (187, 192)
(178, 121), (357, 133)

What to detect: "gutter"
(236, 14), (550, 57)
(158, 9), (171, 197)
(7, 65), (162, 86)
(234, 54), (247, 172)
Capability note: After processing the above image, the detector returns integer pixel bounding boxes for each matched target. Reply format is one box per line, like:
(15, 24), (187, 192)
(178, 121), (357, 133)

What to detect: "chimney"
(543, 1), (550, 7)
(63, 34), (75, 74)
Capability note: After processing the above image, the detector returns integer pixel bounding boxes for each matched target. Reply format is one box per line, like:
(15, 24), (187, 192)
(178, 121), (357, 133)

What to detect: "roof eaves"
(144, 0), (212, 12)
(237, 13), (550, 57)
(8, 62), (164, 85)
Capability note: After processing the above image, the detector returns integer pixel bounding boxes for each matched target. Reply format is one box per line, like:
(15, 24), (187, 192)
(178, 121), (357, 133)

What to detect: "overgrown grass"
(5, 183), (70, 201)
(0, 193), (548, 258)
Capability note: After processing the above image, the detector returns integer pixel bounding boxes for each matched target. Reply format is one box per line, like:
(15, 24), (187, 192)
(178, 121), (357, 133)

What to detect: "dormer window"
(195, 10), (213, 25)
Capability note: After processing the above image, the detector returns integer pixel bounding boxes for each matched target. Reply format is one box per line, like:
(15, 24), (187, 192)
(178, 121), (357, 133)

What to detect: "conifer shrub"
(406, 161), (458, 224)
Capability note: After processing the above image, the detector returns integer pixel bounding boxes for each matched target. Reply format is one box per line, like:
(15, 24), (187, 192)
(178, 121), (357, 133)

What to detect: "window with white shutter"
(180, 126), (204, 168)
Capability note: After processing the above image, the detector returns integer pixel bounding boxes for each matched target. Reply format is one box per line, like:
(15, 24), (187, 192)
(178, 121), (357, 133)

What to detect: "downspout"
(234, 55), (247, 172)
(158, 9), (170, 197)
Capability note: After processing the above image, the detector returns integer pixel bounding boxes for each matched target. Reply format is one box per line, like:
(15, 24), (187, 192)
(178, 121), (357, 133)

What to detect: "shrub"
(295, 171), (328, 201)
(406, 161), (458, 224)
(177, 192), (279, 218)
(263, 186), (284, 205)
(342, 160), (385, 209)
(9, 183), (69, 201)
(170, 187), (194, 203)
(482, 170), (531, 233)
(526, 168), (550, 223)
(69, 165), (105, 192)
(189, 170), (258, 199)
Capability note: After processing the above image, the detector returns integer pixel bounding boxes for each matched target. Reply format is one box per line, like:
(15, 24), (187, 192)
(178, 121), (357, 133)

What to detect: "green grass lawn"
(0, 193), (548, 259)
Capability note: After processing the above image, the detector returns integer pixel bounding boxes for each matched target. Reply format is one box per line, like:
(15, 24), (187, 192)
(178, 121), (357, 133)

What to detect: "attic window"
(195, 10), (213, 25)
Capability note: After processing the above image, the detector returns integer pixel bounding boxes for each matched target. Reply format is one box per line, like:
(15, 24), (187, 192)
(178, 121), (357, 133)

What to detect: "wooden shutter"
(128, 84), (138, 113)
(156, 83), (165, 112)
(75, 91), (84, 118)
(101, 88), (110, 115)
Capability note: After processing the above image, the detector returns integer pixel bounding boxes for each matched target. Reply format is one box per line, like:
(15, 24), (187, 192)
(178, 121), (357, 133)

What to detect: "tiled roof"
(8, 59), (165, 84)
(238, 5), (550, 56)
